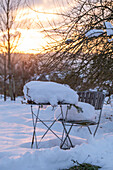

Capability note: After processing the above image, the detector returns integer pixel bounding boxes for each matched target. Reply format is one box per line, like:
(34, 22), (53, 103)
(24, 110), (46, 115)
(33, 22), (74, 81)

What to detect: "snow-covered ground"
(0, 97), (113, 170)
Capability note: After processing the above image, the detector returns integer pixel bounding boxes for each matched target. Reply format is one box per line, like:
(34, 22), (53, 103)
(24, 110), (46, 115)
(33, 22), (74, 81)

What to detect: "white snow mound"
(23, 81), (78, 106)
(55, 102), (95, 121)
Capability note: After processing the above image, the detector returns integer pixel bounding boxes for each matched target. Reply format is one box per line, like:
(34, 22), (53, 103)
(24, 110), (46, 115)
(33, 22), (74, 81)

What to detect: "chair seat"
(58, 119), (97, 126)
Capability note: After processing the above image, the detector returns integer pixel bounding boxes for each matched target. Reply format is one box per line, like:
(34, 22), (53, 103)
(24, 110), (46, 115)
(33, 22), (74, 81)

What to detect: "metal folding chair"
(58, 91), (105, 149)
(77, 91), (105, 136)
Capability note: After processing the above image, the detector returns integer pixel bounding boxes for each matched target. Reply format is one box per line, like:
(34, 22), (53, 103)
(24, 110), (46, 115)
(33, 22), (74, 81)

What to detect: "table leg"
(31, 105), (40, 148)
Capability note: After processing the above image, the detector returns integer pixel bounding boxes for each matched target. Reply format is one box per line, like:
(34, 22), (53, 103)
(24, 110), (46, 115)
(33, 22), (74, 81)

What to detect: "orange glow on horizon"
(15, 7), (59, 54)
(0, 2), (72, 54)
(16, 29), (48, 54)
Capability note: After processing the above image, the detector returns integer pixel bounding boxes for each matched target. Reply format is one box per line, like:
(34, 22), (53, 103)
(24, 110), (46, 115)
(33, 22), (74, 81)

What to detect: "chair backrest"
(77, 91), (105, 110)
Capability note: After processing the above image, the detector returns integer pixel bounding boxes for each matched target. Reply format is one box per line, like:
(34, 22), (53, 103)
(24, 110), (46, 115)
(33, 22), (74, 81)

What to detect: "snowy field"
(0, 97), (113, 170)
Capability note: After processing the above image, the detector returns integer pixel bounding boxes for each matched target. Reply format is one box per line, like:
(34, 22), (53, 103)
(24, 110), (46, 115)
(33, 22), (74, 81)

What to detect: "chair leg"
(60, 105), (74, 149)
(87, 126), (92, 135)
(93, 109), (102, 136)
(60, 123), (74, 149)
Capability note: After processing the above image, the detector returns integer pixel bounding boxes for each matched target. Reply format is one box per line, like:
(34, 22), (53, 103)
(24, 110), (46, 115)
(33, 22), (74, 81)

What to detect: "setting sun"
(15, 6), (59, 54)
(0, 0), (74, 54)
(17, 29), (48, 53)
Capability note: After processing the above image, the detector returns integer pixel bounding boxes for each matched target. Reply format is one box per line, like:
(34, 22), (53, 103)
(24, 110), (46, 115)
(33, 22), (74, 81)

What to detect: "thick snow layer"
(23, 81), (78, 106)
(85, 29), (104, 38)
(104, 22), (113, 36)
(55, 102), (95, 121)
(1, 98), (113, 169)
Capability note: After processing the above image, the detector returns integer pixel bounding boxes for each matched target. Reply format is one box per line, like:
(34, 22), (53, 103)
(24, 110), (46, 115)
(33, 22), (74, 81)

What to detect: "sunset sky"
(15, 0), (74, 54)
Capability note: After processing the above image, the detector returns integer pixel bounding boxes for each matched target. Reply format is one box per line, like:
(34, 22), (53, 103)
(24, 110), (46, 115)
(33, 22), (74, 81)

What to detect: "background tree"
(33, 0), (113, 93)
(0, 0), (25, 100)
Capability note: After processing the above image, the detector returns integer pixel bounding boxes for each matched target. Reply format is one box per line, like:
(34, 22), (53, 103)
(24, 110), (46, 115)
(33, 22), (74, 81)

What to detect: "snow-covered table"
(23, 81), (78, 106)
(23, 81), (79, 149)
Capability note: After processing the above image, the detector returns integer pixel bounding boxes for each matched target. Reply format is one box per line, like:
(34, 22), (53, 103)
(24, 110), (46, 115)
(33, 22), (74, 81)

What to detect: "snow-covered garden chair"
(57, 91), (105, 149)
(77, 91), (105, 136)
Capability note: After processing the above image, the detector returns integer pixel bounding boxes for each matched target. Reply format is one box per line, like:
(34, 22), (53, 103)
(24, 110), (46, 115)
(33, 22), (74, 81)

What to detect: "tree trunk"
(8, 31), (13, 100)
(22, 61), (25, 86)
(7, 0), (13, 100)
(12, 75), (16, 101)
(4, 53), (7, 101)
